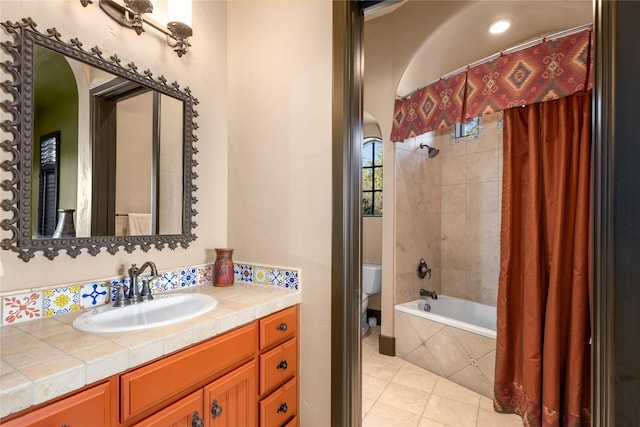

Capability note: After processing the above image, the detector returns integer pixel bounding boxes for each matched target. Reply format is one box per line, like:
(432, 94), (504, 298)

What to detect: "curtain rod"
(400, 23), (592, 99)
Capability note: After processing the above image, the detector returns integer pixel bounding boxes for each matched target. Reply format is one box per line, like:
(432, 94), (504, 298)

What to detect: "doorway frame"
(331, 0), (630, 425)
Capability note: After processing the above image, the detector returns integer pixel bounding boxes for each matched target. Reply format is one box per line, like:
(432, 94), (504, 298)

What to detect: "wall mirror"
(0, 18), (198, 261)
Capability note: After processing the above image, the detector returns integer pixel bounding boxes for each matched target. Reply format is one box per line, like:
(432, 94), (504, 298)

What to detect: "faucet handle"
(101, 282), (129, 307)
(140, 277), (154, 301)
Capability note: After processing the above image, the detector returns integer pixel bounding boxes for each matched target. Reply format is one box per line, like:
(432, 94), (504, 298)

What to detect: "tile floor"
(362, 326), (522, 427)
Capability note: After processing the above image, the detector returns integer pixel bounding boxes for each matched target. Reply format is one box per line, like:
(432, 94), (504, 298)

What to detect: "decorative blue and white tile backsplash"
(0, 262), (301, 326)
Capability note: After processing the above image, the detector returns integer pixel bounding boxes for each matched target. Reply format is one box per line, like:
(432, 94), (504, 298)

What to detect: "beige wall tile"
(449, 328), (495, 359)
(465, 212), (500, 244)
(426, 328), (470, 377)
(395, 312), (425, 358)
(441, 155), (467, 185)
(441, 268), (466, 299)
(449, 365), (493, 398)
(441, 241), (466, 271)
(467, 150), (500, 183)
(407, 316), (446, 343)
(442, 213), (466, 242)
(441, 184), (466, 213)
(467, 181), (499, 213)
(465, 271), (499, 306)
(405, 345), (444, 377)
(465, 241), (500, 275)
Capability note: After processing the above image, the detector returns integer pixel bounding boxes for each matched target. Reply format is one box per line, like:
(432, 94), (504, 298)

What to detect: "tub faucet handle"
(417, 259), (431, 279)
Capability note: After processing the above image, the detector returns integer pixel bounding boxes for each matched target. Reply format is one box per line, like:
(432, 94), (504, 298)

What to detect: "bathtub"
(394, 295), (497, 398)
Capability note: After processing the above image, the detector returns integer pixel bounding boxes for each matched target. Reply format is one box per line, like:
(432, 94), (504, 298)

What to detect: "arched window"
(362, 137), (383, 216)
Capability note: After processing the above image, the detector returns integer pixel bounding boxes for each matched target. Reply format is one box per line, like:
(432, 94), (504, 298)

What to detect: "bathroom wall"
(393, 113), (503, 306)
(0, 1), (229, 290)
(226, 2), (333, 425)
(394, 134), (442, 304)
(438, 113), (503, 305)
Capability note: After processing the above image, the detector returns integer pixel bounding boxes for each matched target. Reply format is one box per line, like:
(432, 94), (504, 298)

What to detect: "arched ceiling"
(368, 1), (593, 98)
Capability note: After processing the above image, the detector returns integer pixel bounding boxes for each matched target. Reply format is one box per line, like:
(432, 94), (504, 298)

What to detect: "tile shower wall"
(395, 135), (442, 304)
(0, 262), (300, 326)
(395, 113), (502, 306)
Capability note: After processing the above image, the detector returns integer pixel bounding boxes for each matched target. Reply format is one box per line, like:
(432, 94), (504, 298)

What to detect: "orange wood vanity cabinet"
(0, 304), (299, 427)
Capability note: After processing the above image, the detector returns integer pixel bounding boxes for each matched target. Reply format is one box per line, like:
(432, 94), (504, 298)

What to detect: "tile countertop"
(0, 283), (302, 419)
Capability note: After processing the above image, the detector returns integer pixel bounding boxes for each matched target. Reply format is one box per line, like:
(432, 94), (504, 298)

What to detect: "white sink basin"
(72, 293), (218, 333)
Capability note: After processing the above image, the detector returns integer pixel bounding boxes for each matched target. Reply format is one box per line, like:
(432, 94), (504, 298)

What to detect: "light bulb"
(489, 19), (511, 34)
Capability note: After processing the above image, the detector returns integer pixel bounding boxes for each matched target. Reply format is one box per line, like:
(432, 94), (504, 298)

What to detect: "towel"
(128, 213), (152, 235)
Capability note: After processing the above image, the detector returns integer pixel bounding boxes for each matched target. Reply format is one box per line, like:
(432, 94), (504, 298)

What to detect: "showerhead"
(419, 143), (440, 158)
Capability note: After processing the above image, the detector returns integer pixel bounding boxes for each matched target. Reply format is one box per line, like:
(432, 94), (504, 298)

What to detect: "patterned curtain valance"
(391, 27), (592, 142)
(390, 72), (466, 143)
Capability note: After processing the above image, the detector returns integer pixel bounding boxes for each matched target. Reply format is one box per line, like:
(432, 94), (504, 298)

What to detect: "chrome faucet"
(420, 288), (438, 300)
(127, 261), (160, 304)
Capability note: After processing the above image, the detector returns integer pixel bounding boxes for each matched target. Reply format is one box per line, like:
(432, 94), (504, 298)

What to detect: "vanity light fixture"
(489, 19), (511, 34)
(80, 0), (193, 57)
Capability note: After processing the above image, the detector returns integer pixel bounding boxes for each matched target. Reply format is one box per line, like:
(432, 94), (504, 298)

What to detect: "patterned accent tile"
(2, 292), (43, 325)
(180, 267), (197, 288)
(253, 267), (270, 286)
(159, 271), (179, 292)
(197, 265), (213, 285)
(269, 269), (284, 287)
(236, 264), (253, 283)
(284, 270), (299, 290)
(43, 286), (80, 317)
(79, 283), (109, 308)
(109, 277), (130, 302)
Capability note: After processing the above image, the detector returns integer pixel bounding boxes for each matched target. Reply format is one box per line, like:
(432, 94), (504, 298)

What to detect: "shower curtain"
(494, 93), (591, 426)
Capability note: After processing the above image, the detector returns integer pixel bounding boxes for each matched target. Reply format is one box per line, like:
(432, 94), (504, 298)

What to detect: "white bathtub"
(394, 295), (497, 397)
(395, 295), (496, 339)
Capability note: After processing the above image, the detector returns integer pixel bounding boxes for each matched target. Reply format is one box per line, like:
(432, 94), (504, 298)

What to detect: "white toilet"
(362, 263), (382, 335)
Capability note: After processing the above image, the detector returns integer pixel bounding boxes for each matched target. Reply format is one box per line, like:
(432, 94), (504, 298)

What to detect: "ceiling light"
(489, 19), (511, 34)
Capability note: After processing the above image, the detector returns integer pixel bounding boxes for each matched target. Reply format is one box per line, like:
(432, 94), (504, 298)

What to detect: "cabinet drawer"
(121, 322), (257, 422)
(259, 337), (297, 395)
(259, 306), (297, 350)
(259, 378), (297, 427)
(1, 381), (111, 427)
(133, 389), (203, 427)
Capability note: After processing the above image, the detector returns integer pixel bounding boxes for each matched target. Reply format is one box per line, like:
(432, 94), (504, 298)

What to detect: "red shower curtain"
(494, 93), (591, 426)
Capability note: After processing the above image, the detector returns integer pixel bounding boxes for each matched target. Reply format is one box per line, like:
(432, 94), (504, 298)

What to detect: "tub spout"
(420, 289), (438, 300)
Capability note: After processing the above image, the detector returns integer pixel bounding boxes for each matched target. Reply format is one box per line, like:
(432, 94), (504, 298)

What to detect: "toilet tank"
(362, 263), (382, 295)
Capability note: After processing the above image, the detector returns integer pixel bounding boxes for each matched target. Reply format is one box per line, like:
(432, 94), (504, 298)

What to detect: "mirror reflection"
(0, 18), (197, 261)
(33, 44), (184, 239)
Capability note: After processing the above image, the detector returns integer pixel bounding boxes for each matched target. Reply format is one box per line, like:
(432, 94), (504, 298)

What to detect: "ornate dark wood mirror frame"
(0, 18), (198, 261)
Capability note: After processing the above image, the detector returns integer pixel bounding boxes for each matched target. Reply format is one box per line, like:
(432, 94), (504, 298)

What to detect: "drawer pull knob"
(211, 399), (223, 419)
(192, 411), (204, 427)
(277, 322), (288, 332)
(277, 360), (288, 370)
(277, 402), (288, 414)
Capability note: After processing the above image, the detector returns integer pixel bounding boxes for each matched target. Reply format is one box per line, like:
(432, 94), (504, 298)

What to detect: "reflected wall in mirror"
(0, 18), (198, 261)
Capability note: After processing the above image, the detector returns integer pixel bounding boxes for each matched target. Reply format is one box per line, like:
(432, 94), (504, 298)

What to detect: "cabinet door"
(1, 381), (111, 427)
(203, 360), (257, 427)
(132, 389), (203, 427)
